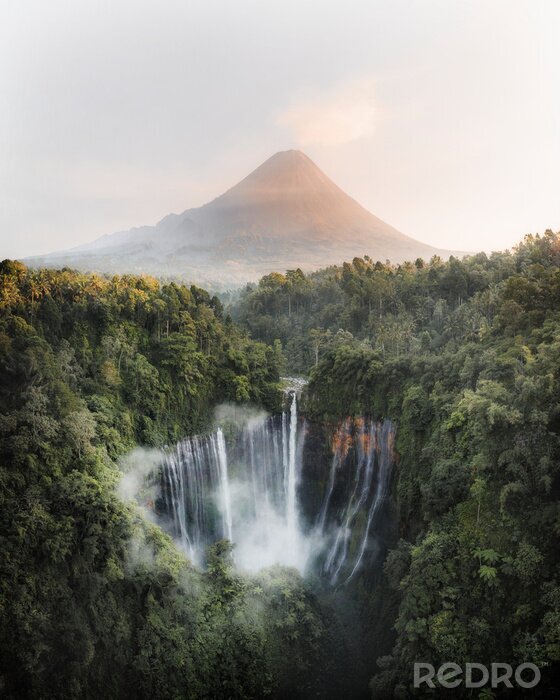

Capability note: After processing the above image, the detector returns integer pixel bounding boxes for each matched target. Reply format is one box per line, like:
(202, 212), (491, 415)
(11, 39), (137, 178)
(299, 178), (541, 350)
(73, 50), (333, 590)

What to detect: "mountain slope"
(25, 150), (462, 287)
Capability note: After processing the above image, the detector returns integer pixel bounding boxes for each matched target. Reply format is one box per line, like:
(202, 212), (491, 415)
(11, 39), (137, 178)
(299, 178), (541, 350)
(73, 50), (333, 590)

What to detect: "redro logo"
(414, 662), (541, 689)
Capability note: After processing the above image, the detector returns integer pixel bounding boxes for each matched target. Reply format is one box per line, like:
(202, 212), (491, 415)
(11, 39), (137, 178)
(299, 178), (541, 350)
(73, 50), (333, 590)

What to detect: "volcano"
(25, 150), (461, 287)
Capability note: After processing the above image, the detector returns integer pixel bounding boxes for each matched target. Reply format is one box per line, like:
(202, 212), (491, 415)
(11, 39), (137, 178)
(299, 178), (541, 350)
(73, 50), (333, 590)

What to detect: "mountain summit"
(26, 151), (460, 287)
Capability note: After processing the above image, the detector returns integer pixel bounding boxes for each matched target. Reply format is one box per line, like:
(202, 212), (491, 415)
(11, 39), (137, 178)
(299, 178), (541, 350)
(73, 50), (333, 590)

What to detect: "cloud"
(276, 78), (377, 146)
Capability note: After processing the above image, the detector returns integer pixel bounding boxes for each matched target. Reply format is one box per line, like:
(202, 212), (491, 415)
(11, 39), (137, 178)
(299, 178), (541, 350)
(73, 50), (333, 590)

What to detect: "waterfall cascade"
(317, 418), (395, 583)
(161, 393), (307, 571)
(159, 399), (394, 581)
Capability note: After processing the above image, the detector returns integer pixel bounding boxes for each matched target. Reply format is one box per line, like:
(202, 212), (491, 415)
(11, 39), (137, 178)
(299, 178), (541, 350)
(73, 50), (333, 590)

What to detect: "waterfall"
(286, 392), (298, 537)
(159, 405), (393, 581)
(161, 434), (224, 565)
(317, 418), (394, 584)
(216, 428), (233, 541)
(315, 417), (351, 532)
(345, 420), (393, 582)
(324, 420), (376, 583)
(160, 394), (306, 572)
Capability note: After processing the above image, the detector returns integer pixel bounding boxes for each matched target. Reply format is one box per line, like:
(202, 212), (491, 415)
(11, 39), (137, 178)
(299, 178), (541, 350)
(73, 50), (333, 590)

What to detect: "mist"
(114, 401), (394, 584)
(117, 446), (164, 520)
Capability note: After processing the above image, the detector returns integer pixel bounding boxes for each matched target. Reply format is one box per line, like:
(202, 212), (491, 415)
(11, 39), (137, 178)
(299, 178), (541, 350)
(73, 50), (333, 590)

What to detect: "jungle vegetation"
(2, 229), (560, 698)
(235, 230), (560, 696)
(0, 264), (341, 699)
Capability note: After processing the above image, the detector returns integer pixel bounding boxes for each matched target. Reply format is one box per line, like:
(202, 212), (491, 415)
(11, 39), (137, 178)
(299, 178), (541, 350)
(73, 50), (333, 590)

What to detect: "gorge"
(156, 392), (396, 584)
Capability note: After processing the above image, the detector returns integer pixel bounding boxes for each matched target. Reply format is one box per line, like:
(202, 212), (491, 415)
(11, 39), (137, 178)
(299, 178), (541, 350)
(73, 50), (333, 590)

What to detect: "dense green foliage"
(236, 231), (560, 696)
(3, 229), (560, 698)
(0, 263), (337, 699)
(234, 242), (523, 375)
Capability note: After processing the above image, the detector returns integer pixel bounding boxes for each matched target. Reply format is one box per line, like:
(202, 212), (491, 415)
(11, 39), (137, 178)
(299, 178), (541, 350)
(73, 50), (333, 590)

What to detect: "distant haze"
(1, 0), (559, 259)
(25, 150), (463, 287)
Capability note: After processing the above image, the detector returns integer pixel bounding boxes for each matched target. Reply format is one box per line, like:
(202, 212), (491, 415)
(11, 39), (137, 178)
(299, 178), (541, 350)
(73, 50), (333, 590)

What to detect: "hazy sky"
(2, 0), (559, 258)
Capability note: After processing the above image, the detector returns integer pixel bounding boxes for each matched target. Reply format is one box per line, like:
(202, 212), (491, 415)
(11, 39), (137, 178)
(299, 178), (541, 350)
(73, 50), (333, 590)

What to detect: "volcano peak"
(215, 149), (329, 201)
(26, 151), (462, 287)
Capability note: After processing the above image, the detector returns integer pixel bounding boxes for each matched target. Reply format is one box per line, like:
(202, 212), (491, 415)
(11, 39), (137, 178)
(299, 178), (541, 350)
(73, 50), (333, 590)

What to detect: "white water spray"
(158, 405), (393, 581)
(161, 395), (308, 572)
(286, 392), (298, 538)
(216, 428), (233, 542)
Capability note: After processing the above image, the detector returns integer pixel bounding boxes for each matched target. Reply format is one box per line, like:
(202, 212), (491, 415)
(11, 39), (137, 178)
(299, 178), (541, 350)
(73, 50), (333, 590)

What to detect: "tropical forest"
(1, 230), (559, 698)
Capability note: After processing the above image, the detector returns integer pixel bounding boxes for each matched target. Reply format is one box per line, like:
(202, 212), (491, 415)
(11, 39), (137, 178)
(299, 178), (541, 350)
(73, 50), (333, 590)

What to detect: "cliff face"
(155, 404), (398, 583)
(300, 417), (398, 582)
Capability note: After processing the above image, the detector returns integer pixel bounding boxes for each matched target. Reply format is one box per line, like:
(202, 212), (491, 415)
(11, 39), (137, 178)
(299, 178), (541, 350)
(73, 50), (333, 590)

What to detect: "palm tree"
(0, 275), (23, 308)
